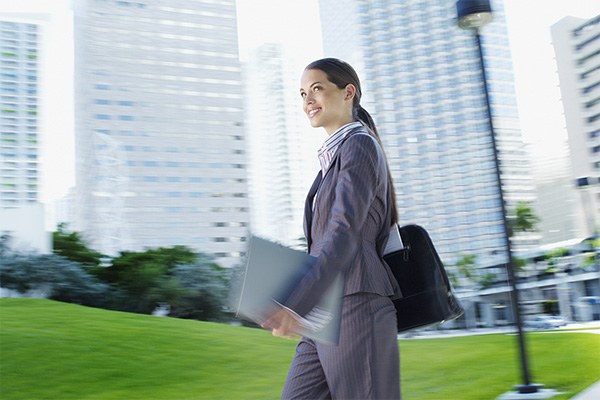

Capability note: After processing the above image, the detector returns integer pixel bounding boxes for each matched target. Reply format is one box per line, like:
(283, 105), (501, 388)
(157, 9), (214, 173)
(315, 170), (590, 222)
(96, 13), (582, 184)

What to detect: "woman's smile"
(307, 107), (321, 119)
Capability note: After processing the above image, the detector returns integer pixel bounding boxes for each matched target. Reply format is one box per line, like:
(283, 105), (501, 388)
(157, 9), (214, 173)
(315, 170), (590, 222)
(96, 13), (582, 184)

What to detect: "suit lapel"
(304, 171), (322, 251)
(304, 125), (366, 250)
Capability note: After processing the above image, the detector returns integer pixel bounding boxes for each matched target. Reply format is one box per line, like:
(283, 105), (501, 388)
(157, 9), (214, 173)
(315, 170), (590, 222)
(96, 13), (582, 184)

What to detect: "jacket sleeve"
(276, 134), (384, 316)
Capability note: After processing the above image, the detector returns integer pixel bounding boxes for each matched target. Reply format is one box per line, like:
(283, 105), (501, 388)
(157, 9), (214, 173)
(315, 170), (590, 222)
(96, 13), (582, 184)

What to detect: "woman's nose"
(304, 93), (314, 104)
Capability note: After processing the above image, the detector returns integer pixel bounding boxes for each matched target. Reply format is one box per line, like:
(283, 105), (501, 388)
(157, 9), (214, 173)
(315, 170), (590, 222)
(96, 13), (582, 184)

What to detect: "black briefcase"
(383, 224), (463, 332)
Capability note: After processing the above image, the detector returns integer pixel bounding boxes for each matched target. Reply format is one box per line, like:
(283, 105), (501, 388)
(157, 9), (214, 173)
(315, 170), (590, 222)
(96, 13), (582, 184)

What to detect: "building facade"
(316, 0), (549, 327)
(552, 15), (600, 239)
(318, 0), (536, 273)
(244, 43), (322, 248)
(73, 0), (248, 267)
(533, 142), (582, 244)
(0, 16), (51, 254)
(0, 18), (41, 209)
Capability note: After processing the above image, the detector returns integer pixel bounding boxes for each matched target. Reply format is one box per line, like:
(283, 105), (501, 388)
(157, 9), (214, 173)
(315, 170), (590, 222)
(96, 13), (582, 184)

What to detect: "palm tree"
(509, 201), (540, 236)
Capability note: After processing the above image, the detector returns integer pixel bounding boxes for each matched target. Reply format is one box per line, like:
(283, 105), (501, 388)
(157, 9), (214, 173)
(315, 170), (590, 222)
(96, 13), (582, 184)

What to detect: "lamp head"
(456, 0), (493, 30)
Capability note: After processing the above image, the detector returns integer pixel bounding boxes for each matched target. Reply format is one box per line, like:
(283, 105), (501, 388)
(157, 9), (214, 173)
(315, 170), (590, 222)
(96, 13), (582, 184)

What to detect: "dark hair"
(305, 58), (398, 225)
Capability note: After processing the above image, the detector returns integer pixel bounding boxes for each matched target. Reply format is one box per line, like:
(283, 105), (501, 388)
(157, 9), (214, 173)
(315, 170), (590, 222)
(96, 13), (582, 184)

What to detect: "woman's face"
(300, 68), (355, 135)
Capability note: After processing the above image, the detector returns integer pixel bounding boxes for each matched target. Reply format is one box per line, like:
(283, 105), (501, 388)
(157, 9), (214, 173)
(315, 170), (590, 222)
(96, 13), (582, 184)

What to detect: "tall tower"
(73, 0), (249, 267)
(318, 0), (536, 273)
(0, 18), (41, 209)
(244, 43), (322, 248)
(0, 14), (51, 253)
(552, 15), (600, 238)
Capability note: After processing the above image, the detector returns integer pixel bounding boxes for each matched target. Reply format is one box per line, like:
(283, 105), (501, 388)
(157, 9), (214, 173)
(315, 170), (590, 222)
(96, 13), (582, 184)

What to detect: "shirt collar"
(317, 121), (363, 175)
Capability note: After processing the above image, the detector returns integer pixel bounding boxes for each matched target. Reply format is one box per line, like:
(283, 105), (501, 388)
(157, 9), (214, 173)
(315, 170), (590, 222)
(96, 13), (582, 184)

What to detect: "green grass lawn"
(1, 298), (598, 399)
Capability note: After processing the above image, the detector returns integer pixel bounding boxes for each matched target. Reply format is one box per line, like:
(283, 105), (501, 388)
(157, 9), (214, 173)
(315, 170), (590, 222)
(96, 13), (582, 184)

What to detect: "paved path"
(571, 380), (600, 399)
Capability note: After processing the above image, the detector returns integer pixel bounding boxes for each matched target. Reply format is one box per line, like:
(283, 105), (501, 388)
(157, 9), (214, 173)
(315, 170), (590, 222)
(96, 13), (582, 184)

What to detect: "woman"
(263, 58), (401, 400)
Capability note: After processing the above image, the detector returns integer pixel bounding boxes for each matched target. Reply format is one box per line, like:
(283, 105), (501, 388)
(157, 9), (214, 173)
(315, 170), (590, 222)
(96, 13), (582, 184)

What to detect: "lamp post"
(456, 0), (541, 395)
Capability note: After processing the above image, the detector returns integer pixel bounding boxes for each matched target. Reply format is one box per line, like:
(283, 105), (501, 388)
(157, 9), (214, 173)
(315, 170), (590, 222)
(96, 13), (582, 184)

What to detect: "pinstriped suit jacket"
(280, 125), (401, 317)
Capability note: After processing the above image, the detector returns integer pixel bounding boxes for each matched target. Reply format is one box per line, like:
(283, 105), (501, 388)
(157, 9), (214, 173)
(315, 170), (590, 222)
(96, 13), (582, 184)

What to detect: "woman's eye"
(313, 86), (320, 91)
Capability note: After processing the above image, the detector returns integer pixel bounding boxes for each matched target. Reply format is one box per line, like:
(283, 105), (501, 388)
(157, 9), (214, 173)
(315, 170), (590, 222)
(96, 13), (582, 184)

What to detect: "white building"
(318, 0), (537, 272)
(0, 17), (42, 209)
(72, 0), (249, 267)
(552, 15), (600, 238)
(533, 142), (581, 244)
(244, 43), (322, 248)
(0, 15), (51, 254)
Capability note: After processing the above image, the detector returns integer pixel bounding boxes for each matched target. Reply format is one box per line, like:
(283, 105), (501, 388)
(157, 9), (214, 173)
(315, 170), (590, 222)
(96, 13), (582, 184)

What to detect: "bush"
(0, 253), (112, 308)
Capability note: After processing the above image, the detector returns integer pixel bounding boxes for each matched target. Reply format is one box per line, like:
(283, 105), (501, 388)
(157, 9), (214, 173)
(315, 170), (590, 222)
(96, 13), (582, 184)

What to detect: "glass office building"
(73, 0), (248, 266)
(318, 0), (536, 272)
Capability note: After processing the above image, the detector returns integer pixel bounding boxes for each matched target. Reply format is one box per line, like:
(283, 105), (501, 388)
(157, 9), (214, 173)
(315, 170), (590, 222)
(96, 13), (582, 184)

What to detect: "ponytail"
(356, 106), (399, 226)
(356, 106), (379, 137)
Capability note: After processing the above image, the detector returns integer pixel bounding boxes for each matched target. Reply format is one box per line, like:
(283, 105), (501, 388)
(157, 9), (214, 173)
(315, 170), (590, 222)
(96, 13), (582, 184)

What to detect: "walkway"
(571, 380), (600, 400)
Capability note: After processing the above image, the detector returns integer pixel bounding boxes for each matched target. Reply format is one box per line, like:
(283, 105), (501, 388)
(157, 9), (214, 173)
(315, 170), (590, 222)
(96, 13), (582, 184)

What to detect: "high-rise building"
(73, 0), (248, 267)
(552, 15), (600, 238)
(532, 142), (581, 244)
(0, 18), (41, 209)
(244, 43), (322, 248)
(0, 14), (50, 253)
(318, 0), (536, 274)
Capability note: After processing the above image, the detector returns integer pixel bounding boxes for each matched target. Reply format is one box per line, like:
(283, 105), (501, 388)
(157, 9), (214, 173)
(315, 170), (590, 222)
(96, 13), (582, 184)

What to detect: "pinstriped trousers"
(281, 293), (400, 400)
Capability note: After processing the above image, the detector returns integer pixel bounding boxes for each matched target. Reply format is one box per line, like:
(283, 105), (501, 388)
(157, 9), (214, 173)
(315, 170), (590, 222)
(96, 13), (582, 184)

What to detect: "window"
(582, 81), (600, 94)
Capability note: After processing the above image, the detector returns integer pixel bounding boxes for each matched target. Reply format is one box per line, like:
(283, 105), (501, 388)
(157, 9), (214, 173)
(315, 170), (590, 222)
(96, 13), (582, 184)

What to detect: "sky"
(1, 0), (599, 208)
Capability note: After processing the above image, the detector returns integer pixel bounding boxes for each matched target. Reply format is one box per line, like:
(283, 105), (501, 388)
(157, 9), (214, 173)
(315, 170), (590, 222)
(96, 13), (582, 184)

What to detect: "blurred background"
(0, 0), (599, 328)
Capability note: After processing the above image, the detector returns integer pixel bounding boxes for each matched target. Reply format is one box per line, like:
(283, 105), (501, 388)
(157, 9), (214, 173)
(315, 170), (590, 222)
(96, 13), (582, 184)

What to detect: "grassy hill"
(1, 298), (598, 399)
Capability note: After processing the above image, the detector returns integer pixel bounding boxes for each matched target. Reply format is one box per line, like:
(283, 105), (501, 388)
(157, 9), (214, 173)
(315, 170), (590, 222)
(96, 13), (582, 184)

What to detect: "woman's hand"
(262, 308), (301, 339)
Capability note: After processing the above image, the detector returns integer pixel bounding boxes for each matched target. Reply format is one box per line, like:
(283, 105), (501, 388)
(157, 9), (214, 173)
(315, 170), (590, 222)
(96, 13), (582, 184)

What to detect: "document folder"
(234, 235), (343, 344)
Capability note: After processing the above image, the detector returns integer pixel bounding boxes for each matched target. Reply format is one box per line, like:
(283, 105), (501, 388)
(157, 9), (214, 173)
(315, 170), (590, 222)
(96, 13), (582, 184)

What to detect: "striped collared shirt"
(317, 121), (363, 175)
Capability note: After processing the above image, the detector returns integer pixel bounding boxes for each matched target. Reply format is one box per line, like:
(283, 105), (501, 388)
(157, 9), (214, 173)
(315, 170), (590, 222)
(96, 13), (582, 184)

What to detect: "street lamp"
(456, 0), (542, 395)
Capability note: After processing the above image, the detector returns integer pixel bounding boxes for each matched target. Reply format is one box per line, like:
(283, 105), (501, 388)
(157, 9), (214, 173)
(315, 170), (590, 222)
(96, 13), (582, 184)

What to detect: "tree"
(513, 256), (527, 273)
(455, 253), (477, 282)
(509, 201), (540, 236)
(168, 255), (231, 322)
(52, 223), (104, 269)
(2, 236), (232, 322)
(0, 233), (12, 257)
(453, 254), (498, 289)
(95, 246), (199, 314)
(478, 272), (495, 289)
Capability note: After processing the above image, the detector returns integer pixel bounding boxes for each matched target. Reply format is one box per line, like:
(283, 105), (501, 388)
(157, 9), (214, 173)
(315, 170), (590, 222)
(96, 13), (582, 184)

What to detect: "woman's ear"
(344, 84), (356, 101)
